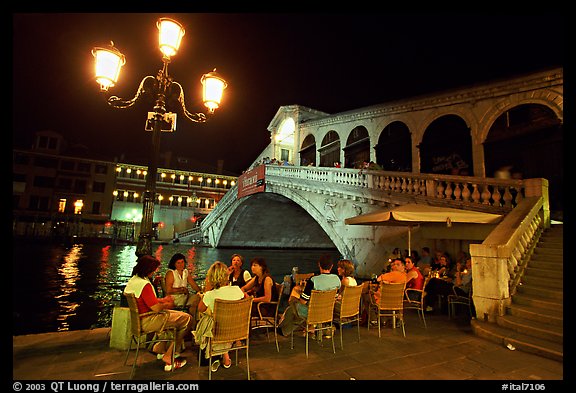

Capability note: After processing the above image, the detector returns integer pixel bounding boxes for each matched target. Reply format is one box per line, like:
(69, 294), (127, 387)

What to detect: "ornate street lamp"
(92, 17), (227, 257)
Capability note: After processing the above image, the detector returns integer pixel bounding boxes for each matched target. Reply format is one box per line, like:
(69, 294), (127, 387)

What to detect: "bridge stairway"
(471, 224), (563, 362)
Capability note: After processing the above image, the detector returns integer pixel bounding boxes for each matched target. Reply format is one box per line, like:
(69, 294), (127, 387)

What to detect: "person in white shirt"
(196, 261), (246, 373)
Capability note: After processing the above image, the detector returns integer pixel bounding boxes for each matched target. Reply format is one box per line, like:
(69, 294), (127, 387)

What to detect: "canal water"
(12, 240), (341, 336)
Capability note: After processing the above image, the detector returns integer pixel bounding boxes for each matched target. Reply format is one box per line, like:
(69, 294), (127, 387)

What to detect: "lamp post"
(92, 17), (227, 257)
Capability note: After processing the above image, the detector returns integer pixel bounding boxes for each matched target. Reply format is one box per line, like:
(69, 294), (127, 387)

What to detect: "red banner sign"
(237, 165), (266, 199)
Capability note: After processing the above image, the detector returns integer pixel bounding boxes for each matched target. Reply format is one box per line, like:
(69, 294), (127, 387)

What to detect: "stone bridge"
(177, 67), (561, 322)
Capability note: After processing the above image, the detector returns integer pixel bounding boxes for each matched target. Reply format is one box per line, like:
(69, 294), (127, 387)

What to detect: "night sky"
(12, 13), (564, 175)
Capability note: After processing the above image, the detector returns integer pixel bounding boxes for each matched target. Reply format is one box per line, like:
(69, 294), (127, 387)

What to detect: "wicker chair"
(448, 285), (473, 319)
(123, 292), (177, 379)
(403, 276), (431, 328)
(204, 296), (254, 380)
(290, 288), (338, 358)
(333, 285), (363, 350)
(250, 282), (284, 352)
(368, 282), (406, 338)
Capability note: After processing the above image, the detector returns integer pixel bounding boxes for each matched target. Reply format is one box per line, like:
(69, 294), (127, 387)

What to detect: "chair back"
(124, 292), (142, 337)
(378, 282), (406, 311)
(307, 288), (338, 325)
(339, 285), (363, 319)
(212, 296), (254, 345)
(273, 282), (283, 315)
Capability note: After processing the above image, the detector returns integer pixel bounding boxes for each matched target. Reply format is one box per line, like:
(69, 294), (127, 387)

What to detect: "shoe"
(157, 353), (181, 360)
(223, 359), (232, 369)
(211, 359), (221, 373)
(164, 358), (187, 372)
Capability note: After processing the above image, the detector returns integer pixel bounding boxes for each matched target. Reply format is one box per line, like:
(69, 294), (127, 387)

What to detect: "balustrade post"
(523, 178), (550, 228)
(425, 179), (436, 198)
(469, 243), (512, 323)
(367, 173), (374, 190)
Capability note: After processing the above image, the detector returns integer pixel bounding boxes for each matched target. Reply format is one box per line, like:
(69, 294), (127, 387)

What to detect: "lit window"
(58, 198), (66, 213)
(74, 200), (83, 214)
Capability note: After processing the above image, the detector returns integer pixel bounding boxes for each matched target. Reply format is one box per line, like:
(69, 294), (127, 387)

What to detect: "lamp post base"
(136, 234), (153, 257)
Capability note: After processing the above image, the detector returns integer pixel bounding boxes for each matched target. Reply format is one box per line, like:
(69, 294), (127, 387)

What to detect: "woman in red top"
(124, 255), (191, 371)
(405, 257), (424, 301)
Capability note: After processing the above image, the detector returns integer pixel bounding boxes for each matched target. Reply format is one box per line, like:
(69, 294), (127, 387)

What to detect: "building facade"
(12, 131), (237, 242)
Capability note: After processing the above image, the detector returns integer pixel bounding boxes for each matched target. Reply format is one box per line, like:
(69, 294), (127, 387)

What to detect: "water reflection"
(13, 241), (340, 336)
(55, 244), (83, 331)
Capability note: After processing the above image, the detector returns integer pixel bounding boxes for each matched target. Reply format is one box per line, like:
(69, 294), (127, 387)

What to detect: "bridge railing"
(265, 165), (528, 214)
(199, 183), (238, 230)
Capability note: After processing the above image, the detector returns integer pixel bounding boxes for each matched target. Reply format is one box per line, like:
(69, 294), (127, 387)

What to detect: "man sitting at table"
(277, 254), (341, 336)
(373, 258), (407, 305)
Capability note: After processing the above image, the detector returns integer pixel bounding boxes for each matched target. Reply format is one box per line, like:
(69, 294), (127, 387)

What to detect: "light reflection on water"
(13, 241), (340, 336)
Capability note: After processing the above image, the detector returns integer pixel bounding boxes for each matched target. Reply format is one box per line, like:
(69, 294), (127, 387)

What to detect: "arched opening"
(299, 134), (316, 166)
(375, 121), (412, 171)
(318, 130), (341, 167)
(419, 115), (472, 176)
(275, 118), (295, 163)
(343, 126), (370, 168)
(484, 104), (563, 217)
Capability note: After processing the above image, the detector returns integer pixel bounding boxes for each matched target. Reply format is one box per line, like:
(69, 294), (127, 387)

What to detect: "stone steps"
(471, 319), (563, 362)
(471, 224), (563, 362)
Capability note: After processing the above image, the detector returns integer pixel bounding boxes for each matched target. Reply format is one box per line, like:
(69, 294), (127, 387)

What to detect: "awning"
(344, 204), (502, 254)
(344, 203), (502, 226)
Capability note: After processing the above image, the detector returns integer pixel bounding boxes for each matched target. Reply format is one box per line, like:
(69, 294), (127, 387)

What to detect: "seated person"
(241, 257), (278, 317)
(228, 253), (251, 287)
(431, 254), (455, 280)
(278, 254), (340, 336)
(373, 258), (407, 305)
(124, 255), (190, 372)
(425, 256), (464, 313)
(404, 257), (424, 301)
(453, 258), (472, 297)
(195, 261), (247, 373)
(164, 253), (202, 329)
(334, 259), (358, 318)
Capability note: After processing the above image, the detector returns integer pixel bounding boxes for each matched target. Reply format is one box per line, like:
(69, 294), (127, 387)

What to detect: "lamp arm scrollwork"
(106, 75), (157, 109)
(172, 81), (208, 123)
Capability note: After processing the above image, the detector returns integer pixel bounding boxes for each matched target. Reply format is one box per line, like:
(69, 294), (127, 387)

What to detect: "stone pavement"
(12, 312), (565, 387)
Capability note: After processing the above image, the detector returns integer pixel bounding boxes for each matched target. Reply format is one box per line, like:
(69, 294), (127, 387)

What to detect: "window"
(33, 176), (55, 188)
(92, 181), (105, 193)
(58, 178), (73, 190)
(91, 201), (101, 214)
(95, 164), (108, 174)
(77, 162), (91, 172)
(58, 199), (67, 213)
(28, 196), (50, 211)
(61, 160), (75, 171)
(13, 153), (30, 165)
(33, 156), (58, 168)
(73, 180), (87, 194)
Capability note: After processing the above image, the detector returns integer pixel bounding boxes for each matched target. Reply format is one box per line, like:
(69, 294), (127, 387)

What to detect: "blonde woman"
(337, 259), (357, 293)
(195, 261), (246, 373)
(334, 259), (357, 319)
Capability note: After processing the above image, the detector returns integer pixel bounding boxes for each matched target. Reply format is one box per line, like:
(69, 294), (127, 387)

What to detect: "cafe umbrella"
(344, 203), (503, 254)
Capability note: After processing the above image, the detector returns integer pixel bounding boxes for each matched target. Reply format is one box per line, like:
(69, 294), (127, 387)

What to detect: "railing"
(469, 173), (549, 321)
(176, 226), (202, 241)
(199, 184), (238, 230)
(265, 165), (526, 214)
